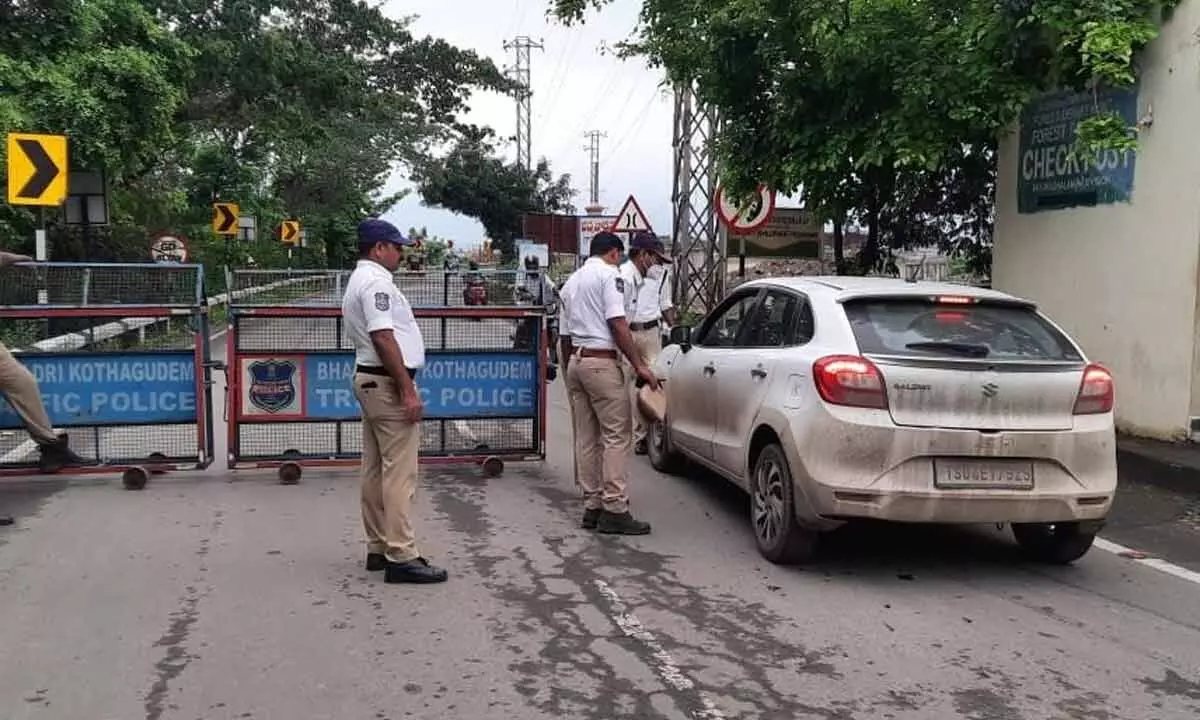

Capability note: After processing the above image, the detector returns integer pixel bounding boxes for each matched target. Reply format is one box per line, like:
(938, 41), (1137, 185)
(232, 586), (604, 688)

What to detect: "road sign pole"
(35, 209), (47, 304)
(738, 233), (746, 278)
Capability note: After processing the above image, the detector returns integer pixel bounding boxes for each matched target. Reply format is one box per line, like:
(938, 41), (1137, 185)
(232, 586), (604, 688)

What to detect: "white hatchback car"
(648, 276), (1117, 565)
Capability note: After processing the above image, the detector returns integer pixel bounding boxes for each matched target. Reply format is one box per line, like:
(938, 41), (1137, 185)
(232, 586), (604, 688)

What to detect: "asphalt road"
(3, 370), (1200, 719)
(3, 273), (1200, 719)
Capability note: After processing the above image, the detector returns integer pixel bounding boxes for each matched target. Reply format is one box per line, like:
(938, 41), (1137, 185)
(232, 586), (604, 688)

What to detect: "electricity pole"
(582, 130), (606, 214)
(503, 35), (544, 170)
(670, 83), (723, 319)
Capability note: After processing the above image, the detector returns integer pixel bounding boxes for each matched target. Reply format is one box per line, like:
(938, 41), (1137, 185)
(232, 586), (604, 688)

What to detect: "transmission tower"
(582, 130), (606, 213)
(503, 36), (544, 170)
(670, 83), (723, 318)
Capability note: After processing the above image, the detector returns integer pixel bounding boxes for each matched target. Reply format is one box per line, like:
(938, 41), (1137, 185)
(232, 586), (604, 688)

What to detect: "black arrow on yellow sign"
(212, 202), (239, 235)
(6, 132), (68, 206)
(280, 220), (300, 244)
(16, 139), (59, 199)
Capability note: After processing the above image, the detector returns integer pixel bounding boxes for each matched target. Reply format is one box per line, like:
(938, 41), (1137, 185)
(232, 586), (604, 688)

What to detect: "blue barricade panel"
(235, 352), (538, 421)
(0, 351), (199, 428)
(0, 262), (214, 472)
(226, 307), (546, 464)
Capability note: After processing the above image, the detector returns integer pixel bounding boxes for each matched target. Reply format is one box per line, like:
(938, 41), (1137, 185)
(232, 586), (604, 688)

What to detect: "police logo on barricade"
(375, 292), (390, 311)
(248, 360), (298, 413)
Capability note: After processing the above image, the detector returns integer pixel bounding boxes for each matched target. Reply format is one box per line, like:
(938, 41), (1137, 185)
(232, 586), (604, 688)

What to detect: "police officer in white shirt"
(342, 218), (447, 584)
(618, 232), (676, 454)
(561, 231), (660, 535)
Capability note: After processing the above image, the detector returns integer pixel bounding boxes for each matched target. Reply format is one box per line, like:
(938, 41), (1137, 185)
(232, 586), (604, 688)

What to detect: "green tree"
(413, 128), (576, 261)
(549, 0), (1178, 273)
(1, 0), (517, 291)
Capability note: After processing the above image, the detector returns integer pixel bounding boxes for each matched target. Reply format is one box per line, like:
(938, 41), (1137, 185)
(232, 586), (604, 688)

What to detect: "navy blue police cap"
(357, 218), (412, 248)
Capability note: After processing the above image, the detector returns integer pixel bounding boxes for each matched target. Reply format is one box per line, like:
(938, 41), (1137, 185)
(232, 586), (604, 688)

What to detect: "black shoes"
(581, 508), (602, 529)
(596, 510), (652, 535)
(634, 439), (648, 455)
(386, 557), (448, 584)
(366, 553), (448, 584)
(37, 434), (87, 473)
(0, 516), (13, 527)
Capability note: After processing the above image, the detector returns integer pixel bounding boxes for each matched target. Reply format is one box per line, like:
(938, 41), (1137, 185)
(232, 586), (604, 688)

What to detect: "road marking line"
(594, 579), (726, 719)
(1095, 537), (1200, 586)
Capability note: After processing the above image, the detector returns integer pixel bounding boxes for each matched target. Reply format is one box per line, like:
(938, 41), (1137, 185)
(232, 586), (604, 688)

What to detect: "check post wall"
(224, 269), (548, 477)
(0, 262), (215, 477)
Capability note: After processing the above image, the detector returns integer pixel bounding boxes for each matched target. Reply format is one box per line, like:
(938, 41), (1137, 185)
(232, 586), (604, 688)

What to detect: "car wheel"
(751, 443), (818, 565)
(646, 418), (684, 474)
(1011, 522), (1097, 564)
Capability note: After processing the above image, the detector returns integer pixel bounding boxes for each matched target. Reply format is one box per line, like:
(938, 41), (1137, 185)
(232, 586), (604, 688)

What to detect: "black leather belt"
(356, 364), (417, 379)
(629, 319), (659, 332)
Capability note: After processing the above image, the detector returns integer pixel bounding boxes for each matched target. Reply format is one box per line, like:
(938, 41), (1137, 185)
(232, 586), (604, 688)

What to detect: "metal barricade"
(0, 262), (215, 486)
(224, 269), (549, 482)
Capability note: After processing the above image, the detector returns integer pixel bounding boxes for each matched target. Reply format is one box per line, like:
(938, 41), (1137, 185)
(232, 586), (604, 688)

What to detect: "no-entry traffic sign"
(715, 183), (776, 234)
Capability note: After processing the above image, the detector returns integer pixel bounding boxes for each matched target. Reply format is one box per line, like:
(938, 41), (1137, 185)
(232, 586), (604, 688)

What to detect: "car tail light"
(813, 355), (888, 409)
(1073, 363), (1114, 415)
(935, 295), (974, 304)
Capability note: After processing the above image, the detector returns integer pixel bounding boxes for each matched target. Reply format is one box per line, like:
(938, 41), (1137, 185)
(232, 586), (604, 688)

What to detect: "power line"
(537, 25), (580, 133)
(600, 89), (661, 169)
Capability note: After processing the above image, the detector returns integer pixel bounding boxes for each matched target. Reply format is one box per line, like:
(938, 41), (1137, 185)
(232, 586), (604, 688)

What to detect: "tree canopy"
(413, 127), (576, 261)
(549, 0), (1177, 273)
(0, 0), (517, 287)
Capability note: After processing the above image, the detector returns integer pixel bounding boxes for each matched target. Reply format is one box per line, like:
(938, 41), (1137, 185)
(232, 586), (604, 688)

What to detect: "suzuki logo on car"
(981, 382), (999, 398)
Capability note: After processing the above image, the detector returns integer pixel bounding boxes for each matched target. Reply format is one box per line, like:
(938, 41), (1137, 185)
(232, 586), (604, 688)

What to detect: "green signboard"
(1017, 86), (1139, 214)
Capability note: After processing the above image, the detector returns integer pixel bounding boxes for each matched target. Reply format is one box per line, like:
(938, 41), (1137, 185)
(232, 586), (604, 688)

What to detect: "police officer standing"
(342, 218), (447, 584)
(561, 231), (659, 535)
(618, 233), (675, 454)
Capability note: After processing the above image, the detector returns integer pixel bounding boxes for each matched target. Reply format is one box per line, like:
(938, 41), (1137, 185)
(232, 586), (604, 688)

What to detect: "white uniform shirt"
(562, 257), (625, 349)
(558, 270), (577, 338)
(618, 260), (673, 324)
(342, 259), (426, 368)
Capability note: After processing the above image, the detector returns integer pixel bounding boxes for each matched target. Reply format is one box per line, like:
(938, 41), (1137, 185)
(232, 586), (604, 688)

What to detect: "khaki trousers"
(626, 327), (663, 445)
(0, 341), (57, 445)
(566, 354), (631, 513)
(353, 372), (422, 563)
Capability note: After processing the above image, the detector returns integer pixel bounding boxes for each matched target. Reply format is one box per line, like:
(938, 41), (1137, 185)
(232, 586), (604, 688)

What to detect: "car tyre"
(646, 418), (684, 474)
(751, 443), (818, 565)
(1011, 522), (1096, 564)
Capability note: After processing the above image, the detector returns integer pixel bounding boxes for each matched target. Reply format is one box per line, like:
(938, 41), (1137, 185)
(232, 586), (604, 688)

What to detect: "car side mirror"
(669, 324), (693, 352)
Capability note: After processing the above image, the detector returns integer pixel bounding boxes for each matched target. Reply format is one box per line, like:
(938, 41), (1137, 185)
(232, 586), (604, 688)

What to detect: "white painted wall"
(993, 3), (1200, 440)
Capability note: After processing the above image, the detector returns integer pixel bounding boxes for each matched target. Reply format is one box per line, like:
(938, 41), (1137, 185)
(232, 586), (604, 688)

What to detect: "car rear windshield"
(842, 297), (1083, 362)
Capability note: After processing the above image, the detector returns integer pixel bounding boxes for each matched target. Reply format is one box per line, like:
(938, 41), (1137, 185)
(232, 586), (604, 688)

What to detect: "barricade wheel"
(481, 456), (504, 478)
(122, 466), (150, 491)
(279, 462), (302, 485)
(147, 452), (170, 475)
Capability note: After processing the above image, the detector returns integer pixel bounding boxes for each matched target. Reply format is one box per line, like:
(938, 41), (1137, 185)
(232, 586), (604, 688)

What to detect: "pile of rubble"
(727, 258), (826, 288)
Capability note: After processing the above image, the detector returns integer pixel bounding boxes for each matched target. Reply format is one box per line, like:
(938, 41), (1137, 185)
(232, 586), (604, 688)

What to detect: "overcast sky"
(378, 0), (673, 247)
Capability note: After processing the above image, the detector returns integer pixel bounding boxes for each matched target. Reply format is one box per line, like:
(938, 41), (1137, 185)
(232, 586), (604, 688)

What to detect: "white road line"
(594, 579), (726, 720)
(1094, 537), (1200, 586)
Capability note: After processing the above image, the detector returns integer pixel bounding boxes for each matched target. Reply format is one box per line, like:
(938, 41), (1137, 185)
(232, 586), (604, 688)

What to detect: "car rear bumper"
(808, 485), (1113, 524)
(788, 407), (1118, 525)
